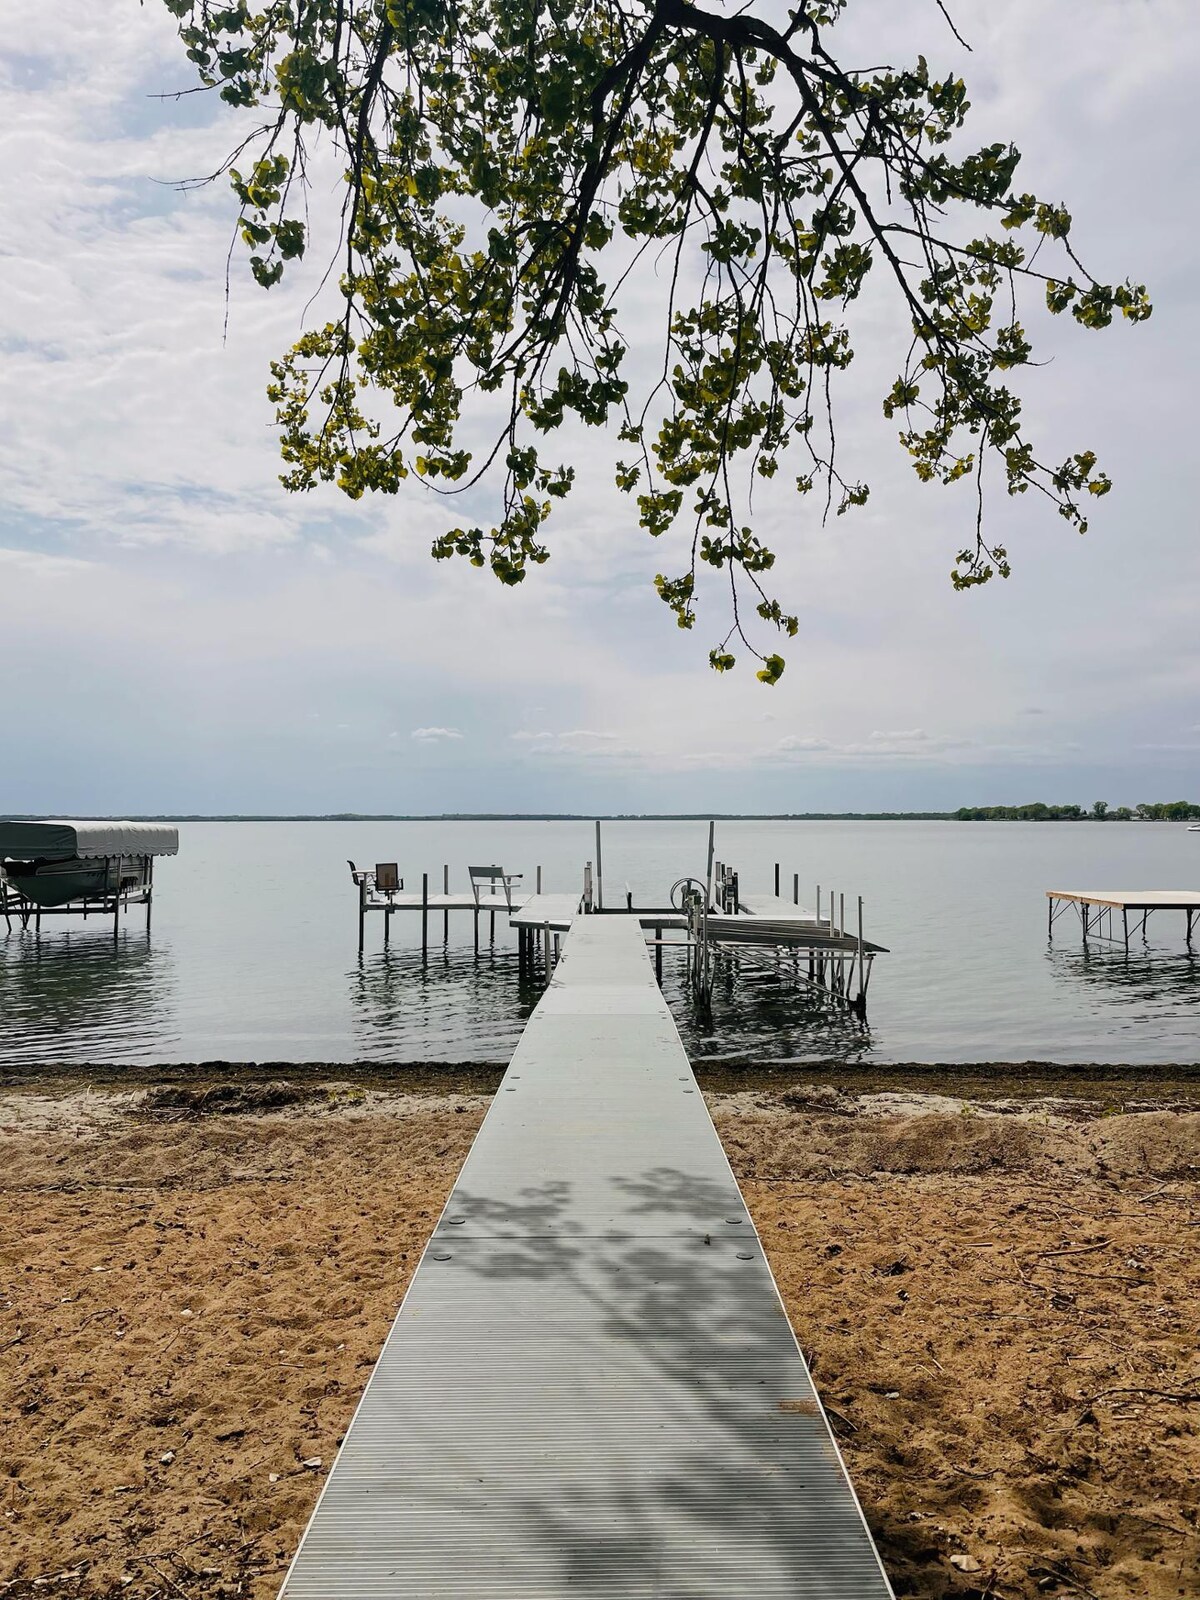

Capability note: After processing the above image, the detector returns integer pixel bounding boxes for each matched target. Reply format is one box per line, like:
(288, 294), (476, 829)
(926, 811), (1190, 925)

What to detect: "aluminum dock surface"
(281, 915), (892, 1599)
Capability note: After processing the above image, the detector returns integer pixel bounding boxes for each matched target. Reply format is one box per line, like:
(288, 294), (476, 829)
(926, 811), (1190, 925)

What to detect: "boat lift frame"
(1, 854), (156, 939)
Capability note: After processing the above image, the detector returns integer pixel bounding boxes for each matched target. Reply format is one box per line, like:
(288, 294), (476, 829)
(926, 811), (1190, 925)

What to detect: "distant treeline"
(954, 801), (1200, 821)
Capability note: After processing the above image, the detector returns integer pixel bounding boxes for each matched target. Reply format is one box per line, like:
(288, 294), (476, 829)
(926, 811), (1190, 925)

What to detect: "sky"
(0, 0), (1197, 816)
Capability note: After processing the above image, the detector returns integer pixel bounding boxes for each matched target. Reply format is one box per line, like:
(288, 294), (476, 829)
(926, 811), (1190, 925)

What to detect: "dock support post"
(443, 865), (449, 945)
(655, 925), (663, 984)
(1048, 895), (1054, 940)
(146, 856), (154, 932)
(1123, 906), (1129, 951)
(543, 922), (551, 974)
(537, 865), (542, 894)
(793, 872), (798, 906)
(358, 874), (366, 951)
(473, 907), (479, 956)
(856, 896), (865, 1015)
(421, 873), (429, 961)
(774, 862), (780, 897)
(1188, 909), (1195, 946)
(489, 909), (495, 945)
(595, 820), (604, 910)
(705, 820), (715, 910)
(384, 906), (391, 946)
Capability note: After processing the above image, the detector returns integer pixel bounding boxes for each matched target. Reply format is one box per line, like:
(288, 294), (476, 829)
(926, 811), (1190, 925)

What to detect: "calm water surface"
(1, 820), (1198, 1068)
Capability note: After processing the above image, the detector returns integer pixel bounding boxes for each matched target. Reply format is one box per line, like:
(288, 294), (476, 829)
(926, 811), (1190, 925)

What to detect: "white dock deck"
(280, 916), (893, 1599)
(509, 892), (581, 931)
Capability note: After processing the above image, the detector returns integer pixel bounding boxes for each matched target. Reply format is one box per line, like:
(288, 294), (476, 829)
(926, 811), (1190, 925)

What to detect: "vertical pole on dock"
(583, 863), (593, 913)
(595, 820), (604, 910)
(384, 904), (391, 946)
(489, 908), (495, 945)
(1047, 896), (1053, 940)
(839, 893), (845, 939)
(553, 932), (560, 964)
(816, 885), (821, 922)
(358, 872), (366, 952)
(774, 862), (780, 897)
(1122, 906), (1129, 951)
(537, 865), (542, 894)
(146, 856), (154, 932)
(543, 922), (551, 974)
(857, 896), (865, 1013)
(793, 872), (798, 906)
(705, 820), (715, 909)
(473, 907), (479, 956)
(655, 925), (663, 984)
(421, 872), (429, 960)
(443, 865), (449, 945)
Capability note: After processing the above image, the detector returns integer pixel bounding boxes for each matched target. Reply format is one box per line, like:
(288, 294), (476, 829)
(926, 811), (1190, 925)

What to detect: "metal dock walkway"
(281, 916), (893, 1599)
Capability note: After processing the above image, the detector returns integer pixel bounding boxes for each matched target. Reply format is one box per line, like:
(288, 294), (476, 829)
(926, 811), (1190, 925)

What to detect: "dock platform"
(280, 915), (893, 1599)
(1047, 889), (1200, 946)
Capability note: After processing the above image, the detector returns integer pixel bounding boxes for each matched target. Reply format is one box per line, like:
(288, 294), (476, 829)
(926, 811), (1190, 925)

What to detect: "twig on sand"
(1085, 1384), (1200, 1407)
(134, 1556), (192, 1599)
(1027, 1239), (1110, 1260)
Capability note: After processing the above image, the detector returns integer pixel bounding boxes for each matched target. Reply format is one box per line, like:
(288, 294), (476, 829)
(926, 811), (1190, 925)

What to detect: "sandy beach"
(2, 1068), (1197, 1599)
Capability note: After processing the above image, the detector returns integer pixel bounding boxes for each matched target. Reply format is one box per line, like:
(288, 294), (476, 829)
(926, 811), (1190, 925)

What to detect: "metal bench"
(468, 864), (522, 909)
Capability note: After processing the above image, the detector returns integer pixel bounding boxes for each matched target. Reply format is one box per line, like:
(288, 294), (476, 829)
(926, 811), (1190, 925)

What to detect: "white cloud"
(0, 546), (93, 577)
(411, 727), (463, 743)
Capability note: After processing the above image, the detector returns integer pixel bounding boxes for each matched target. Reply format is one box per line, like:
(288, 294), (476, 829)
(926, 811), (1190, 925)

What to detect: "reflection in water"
(347, 939), (872, 1066)
(676, 952), (873, 1064)
(350, 944), (544, 1061)
(1048, 943), (1200, 1010)
(0, 925), (180, 1067)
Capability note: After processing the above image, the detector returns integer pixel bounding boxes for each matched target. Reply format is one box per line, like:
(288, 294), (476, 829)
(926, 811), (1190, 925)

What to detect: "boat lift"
(0, 820), (178, 936)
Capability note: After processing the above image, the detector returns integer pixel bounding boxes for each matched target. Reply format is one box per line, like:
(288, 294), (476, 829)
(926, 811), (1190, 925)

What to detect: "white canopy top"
(0, 820), (180, 860)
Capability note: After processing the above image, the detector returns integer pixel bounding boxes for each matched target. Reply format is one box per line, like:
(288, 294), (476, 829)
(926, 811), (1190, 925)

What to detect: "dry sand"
(1, 1072), (1197, 1599)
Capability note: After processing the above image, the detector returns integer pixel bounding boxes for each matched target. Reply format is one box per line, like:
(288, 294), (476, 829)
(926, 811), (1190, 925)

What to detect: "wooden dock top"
(1047, 889), (1200, 910)
(280, 915), (892, 1600)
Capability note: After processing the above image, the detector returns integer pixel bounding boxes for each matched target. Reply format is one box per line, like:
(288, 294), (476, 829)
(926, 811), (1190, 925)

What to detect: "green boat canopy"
(0, 820), (179, 861)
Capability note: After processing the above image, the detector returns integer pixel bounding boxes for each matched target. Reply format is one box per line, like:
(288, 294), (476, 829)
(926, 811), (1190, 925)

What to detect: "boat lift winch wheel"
(669, 876), (708, 911)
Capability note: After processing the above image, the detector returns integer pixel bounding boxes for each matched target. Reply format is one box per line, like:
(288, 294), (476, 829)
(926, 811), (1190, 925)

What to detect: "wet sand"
(1, 1070), (1197, 1599)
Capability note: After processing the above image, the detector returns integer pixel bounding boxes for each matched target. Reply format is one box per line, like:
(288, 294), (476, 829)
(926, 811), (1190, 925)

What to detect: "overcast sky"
(1, 1), (1197, 815)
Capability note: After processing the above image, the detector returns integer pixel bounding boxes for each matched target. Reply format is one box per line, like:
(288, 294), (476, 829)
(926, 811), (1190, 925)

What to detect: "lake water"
(1, 820), (1198, 1070)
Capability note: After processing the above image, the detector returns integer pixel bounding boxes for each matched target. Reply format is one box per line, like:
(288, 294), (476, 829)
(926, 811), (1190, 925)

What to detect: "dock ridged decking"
(281, 915), (892, 1599)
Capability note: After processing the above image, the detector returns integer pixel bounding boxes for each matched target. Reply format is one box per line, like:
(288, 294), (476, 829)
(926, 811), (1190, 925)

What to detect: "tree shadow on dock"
(409, 1167), (892, 1598)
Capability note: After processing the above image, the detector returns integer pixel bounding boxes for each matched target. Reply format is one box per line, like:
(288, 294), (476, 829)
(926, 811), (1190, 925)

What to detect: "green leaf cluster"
(165, 0), (1149, 675)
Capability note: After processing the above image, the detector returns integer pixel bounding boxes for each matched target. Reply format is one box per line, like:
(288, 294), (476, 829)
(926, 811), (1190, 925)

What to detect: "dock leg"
(358, 877), (366, 952)
(774, 862), (780, 897)
(421, 873), (429, 962)
(655, 925), (663, 984)
(489, 909), (495, 945)
(384, 908), (391, 947)
(474, 908), (479, 956)
(793, 872), (798, 906)
(1123, 907), (1129, 951)
(543, 923), (551, 974)
(443, 865), (449, 945)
